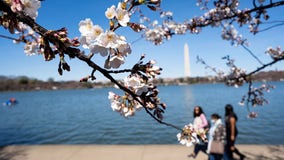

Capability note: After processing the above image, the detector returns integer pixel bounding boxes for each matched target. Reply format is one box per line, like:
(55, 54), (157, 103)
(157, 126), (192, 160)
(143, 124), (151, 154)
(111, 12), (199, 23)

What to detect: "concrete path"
(0, 145), (283, 160)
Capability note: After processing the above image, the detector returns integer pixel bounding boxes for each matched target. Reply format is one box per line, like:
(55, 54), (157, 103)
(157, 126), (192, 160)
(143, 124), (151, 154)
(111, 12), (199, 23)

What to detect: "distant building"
(184, 43), (191, 77)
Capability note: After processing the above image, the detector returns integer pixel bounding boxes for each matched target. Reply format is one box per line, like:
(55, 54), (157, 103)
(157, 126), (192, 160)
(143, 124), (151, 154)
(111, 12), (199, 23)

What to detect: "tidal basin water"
(0, 82), (283, 145)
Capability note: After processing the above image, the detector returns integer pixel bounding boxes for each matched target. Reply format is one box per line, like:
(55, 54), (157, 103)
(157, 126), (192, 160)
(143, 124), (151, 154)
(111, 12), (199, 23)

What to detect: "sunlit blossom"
(79, 19), (104, 49)
(108, 92), (122, 111)
(265, 46), (284, 60)
(144, 27), (165, 45)
(116, 8), (130, 27)
(24, 41), (39, 56)
(79, 18), (94, 36)
(123, 107), (135, 117)
(177, 124), (199, 147)
(20, 0), (41, 19)
(97, 31), (120, 48)
(105, 5), (116, 19)
(124, 75), (141, 89)
(9, 0), (23, 13)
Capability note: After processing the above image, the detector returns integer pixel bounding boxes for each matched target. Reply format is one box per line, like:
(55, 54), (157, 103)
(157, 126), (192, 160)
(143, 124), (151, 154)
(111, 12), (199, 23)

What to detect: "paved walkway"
(0, 145), (283, 160)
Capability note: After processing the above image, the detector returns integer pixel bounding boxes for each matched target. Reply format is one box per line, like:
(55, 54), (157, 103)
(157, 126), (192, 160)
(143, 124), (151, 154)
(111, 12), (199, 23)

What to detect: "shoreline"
(1, 144), (283, 160)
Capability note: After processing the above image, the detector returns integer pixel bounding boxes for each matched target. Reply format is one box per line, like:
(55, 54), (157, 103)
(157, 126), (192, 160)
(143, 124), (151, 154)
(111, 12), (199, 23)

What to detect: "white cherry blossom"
(97, 31), (120, 49)
(123, 107), (135, 117)
(109, 55), (125, 68)
(79, 19), (104, 49)
(105, 5), (116, 19)
(20, 0), (41, 19)
(24, 41), (39, 56)
(79, 18), (94, 36)
(116, 8), (130, 27)
(90, 45), (108, 56)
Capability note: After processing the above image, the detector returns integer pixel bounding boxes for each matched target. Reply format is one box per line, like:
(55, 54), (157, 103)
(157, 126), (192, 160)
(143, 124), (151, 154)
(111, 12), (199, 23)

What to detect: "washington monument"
(184, 43), (191, 77)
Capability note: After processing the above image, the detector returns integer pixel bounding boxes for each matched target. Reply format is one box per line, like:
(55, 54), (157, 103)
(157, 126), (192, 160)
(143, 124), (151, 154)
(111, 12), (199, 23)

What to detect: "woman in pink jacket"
(188, 105), (209, 158)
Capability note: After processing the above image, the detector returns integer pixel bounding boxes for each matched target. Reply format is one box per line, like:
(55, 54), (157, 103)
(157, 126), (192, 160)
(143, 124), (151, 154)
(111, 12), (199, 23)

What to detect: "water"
(0, 82), (283, 145)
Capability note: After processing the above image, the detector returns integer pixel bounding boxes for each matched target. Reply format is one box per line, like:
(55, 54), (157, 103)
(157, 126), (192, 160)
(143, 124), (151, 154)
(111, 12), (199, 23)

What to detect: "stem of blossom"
(87, 52), (94, 60)
(241, 44), (264, 65)
(90, 69), (96, 80)
(0, 34), (26, 43)
(253, 0), (257, 8)
(107, 69), (133, 74)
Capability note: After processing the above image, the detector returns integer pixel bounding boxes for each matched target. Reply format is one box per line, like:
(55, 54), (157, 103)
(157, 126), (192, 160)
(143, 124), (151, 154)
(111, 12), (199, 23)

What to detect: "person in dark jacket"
(224, 104), (246, 160)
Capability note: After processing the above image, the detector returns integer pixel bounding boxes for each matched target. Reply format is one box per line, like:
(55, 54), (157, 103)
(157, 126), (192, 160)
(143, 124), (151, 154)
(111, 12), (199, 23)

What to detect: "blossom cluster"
(176, 124), (200, 147)
(1, 0), (41, 56)
(238, 83), (275, 119)
(140, 0), (273, 47)
(265, 46), (284, 60)
(79, 18), (131, 69)
(140, 0), (242, 45)
(239, 83), (275, 107)
(5, 0), (41, 19)
(221, 56), (247, 88)
(105, 2), (130, 27)
(225, 67), (247, 88)
(0, 0), (39, 35)
(108, 57), (164, 119)
(221, 23), (245, 46)
(108, 91), (143, 117)
(108, 74), (164, 118)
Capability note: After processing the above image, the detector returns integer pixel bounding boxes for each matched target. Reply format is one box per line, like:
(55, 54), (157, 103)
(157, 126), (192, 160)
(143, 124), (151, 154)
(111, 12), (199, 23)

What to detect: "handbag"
(210, 140), (224, 154)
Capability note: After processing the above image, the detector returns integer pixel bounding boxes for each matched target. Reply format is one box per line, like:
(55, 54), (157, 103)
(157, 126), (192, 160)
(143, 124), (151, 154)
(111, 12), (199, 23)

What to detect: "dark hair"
(211, 113), (221, 119)
(225, 104), (238, 121)
(193, 106), (205, 117)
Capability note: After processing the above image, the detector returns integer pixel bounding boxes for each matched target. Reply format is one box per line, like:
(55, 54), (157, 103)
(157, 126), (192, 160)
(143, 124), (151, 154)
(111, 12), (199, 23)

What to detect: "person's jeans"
(223, 145), (233, 160)
(209, 153), (223, 160)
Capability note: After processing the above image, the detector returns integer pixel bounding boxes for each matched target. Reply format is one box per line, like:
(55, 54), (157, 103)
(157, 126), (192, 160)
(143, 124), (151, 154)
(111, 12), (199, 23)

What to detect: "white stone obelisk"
(184, 43), (191, 77)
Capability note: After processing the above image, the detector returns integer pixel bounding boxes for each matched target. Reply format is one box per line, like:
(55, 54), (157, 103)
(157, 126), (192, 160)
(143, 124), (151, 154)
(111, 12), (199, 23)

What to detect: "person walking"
(207, 113), (226, 160)
(224, 104), (246, 160)
(188, 106), (209, 158)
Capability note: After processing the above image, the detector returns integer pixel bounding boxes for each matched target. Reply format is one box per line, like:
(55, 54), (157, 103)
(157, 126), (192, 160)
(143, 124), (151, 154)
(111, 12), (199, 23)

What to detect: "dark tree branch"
(246, 56), (284, 77)
(258, 21), (284, 33)
(0, 0), (182, 131)
(107, 69), (132, 74)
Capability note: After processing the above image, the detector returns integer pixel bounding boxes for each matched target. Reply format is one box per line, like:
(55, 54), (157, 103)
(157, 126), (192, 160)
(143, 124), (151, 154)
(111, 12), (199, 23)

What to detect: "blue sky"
(1, 0), (284, 81)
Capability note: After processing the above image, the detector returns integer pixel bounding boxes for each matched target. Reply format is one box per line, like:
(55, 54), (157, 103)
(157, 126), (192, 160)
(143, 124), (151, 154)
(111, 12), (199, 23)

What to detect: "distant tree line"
(1, 70), (283, 92)
(0, 75), (112, 91)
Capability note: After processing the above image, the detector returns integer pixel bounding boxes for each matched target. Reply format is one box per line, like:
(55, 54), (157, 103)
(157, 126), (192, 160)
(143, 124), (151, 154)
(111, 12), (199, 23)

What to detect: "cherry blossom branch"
(75, 51), (182, 131)
(0, 0), (182, 131)
(193, 0), (284, 28)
